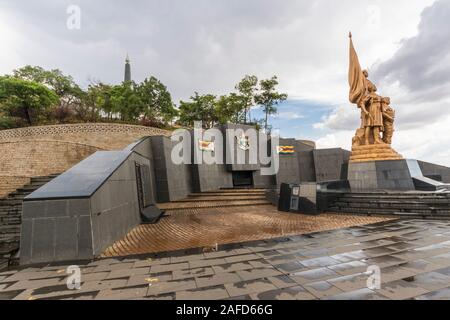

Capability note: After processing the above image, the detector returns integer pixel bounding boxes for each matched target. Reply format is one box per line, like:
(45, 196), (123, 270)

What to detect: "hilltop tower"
(124, 54), (131, 82)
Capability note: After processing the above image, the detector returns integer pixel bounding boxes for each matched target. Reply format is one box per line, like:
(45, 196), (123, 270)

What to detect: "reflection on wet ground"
(3, 219), (450, 300)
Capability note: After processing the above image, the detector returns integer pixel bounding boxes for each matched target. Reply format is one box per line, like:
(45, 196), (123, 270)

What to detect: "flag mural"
(198, 140), (215, 152)
(276, 145), (295, 154)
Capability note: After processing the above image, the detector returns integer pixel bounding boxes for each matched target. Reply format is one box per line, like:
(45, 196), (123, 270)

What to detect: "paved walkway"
(102, 188), (390, 256)
(2, 219), (450, 300)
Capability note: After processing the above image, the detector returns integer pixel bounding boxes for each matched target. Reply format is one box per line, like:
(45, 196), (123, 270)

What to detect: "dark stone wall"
(191, 163), (233, 192)
(275, 138), (301, 187)
(189, 130), (233, 192)
(20, 152), (146, 264)
(221, 124), (261, 172)
(89, 152), (145, 255)
(150, 136), (192, 202)
(348, 159), (415, 191)
(313, 148), (350, 182)
(128, 137), (158, 205)
(418, 160), (450, 183)
(253, 169), (276, 188)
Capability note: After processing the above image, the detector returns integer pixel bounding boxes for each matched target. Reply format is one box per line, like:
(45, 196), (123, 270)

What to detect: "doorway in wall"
(232, 171), (253, 187)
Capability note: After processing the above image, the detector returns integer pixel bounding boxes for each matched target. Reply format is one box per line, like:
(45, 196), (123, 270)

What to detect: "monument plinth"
(347, 33), (412, 190)
(349, 144), (402, 163)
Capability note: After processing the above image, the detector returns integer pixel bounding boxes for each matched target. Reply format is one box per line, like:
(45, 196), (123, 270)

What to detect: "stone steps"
(330, 191), (450, 218)
(0, 173), (60, 270)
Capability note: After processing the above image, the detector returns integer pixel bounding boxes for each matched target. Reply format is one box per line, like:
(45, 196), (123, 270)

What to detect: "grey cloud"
(373, 0), (450, 95)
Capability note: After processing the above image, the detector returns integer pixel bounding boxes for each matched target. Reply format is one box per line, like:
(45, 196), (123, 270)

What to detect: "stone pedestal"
(350, 144), (402, 163)
(348, 159), (415, 191)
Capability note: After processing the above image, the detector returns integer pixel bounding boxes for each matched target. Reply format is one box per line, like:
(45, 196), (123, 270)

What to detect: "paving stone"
(11, 289), (37, 300)
(272, 261), (307, 273)
(189, 258), (227, 269)
(141, 292), (175, 300)
(399, 259), (443, 274)
(133, 257), (171, 268)
(323, 288), (388, 300)
(289, 268), (339, 285)
(267, 275), (298, 289)
(82, 278), (129, 291)
(3, 270), (63, 282)
(195, 272), (241, 288)
(176, 285), (229, 300)
(223, 294), (252, 300)
(224, 254), (261, 264)
(4, 277), (65, 291)
(433, 266), (450, 276)
(405, 272), (450, 291)
(147, 278), (196, 296)
(106, 267), (150, 279)
(172, 267), (214, 281)
(225, 279), (278, 298)
(327, 272), (372, 291)
(127, 272), (172, 287)
(248, 259), (272, 268)
(212, 262), (254, 274)
(330, 250), (369, 263)
(303, 281), (343, 299)
(361, 247), (397, 258)
(236, 268), (282, 281)
(95, 286), (148, 300)
(379, 266), (417, 283)
(150, 262), (189, 273)
(425, 252), (450, 267)
(377, 280), (428, 300)
(77, 272), (109, 282)
(265, 254), (301, 265)
(299, 256), (340, 268)
(328, 261), (368, 276)
(250, 285), (315, 300)
(170, 253), (205, 263)
(414, 287), (450, 300)
(362, 255), (407, 268)
(87, 258), (120, 266)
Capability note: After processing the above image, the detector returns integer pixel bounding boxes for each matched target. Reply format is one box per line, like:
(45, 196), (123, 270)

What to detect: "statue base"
(348, 159), (415, 191)
(350, 144), (402, 163)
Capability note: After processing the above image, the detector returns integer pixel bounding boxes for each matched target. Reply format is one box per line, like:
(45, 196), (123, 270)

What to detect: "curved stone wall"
(0, 123), (171, 197)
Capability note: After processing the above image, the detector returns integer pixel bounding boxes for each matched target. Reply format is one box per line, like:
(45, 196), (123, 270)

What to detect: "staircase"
(329, 191), (450, 218)
(158, 188), (271, 211)
(0, 174), (59, 269)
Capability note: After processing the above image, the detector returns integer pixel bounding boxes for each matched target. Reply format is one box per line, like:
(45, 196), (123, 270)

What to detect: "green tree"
(235, 75), (258, 124)
(0, 77), (59, 126)
(109, 82), (143, 122)
(82, 82), (113, 121)
(254, 76), (288, 132)
(215, 93), (246, 124)
(13, 66), (84, 122)
(178, 92), (217, 128)
(137, 77), (177, 125)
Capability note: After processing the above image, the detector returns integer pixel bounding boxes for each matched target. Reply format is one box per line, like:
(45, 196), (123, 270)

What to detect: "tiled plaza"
(2, 218), (450, 300)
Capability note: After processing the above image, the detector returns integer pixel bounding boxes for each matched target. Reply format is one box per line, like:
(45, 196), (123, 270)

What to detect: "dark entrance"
(232, 171), (253, 187)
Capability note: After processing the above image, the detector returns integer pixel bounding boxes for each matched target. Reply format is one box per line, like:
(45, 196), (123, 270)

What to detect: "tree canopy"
(0, 65), (288, 131)
(0, 76), (59, 126)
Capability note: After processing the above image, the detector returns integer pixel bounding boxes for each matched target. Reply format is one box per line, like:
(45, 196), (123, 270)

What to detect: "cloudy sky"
(1, 0), (449, 165)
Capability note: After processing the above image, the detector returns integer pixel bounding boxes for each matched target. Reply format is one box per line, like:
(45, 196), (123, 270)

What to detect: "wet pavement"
(2, 219), (450, 300)
(102, 188), (390, 257)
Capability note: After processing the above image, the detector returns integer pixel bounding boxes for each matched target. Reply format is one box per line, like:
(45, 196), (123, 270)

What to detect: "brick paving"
(3, 219), (450, 300)
(102, 205), (390, 257)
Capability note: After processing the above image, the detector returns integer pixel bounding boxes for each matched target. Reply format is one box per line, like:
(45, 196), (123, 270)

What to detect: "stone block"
(55, 217), (78, 261)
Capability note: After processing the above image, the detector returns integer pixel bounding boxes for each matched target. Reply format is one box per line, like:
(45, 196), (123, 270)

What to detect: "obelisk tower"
(124, 54), (131, 82)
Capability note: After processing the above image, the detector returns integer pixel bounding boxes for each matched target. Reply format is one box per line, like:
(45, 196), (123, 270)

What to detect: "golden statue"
(348, 32), (402, 162)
